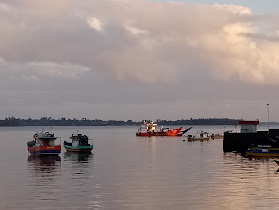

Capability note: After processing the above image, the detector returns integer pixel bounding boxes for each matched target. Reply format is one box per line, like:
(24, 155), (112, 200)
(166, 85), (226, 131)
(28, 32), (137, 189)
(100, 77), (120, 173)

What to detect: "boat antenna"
(267, 103), (270, 135)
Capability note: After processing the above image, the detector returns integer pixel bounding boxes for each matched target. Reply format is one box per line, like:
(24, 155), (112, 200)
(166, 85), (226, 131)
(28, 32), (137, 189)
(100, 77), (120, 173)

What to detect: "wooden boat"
(187, 131), (210, 141)
(63, 133), (93, 153)
(136, 121), (192, 137)
(246, 145), (279, 157)
(27, 131), (61, 156)
(210, 134), (224, 139)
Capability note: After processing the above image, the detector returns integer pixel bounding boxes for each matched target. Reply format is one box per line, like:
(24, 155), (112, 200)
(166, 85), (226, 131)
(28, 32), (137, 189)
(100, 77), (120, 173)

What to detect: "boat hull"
(211, 135), (224, 139)
(188, 137), (210, 141)
(28, 145), (61, 156)
(64, 144), (93, 153)
(246, 151), (279, 157)
(136, 127), (191, 137)
(136, 132), (169, 137)
(136, 132), (185, 137)
(246, 148), (279, 157)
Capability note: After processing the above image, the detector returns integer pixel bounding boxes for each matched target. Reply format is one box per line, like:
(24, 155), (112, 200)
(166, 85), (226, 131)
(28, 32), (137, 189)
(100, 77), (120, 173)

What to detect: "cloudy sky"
(0, 0), (279, 121)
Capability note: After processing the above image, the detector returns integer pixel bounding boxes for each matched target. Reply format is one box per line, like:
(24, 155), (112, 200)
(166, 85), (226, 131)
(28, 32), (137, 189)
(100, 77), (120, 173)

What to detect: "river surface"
(0, 125), (279, 209)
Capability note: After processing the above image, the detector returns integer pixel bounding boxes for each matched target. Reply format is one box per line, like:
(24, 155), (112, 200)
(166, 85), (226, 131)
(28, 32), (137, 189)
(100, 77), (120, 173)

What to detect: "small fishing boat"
(27, 131), (61, 156)
(210, 134), (224, 139)
(63, 133), (93, 153)
(246, 145), (279, 157)
(187, 131), (210, 141)
(136, 121), (192, 137)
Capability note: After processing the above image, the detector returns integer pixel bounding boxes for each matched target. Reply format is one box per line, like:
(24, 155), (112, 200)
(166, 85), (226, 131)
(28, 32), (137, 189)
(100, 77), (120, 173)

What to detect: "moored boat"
(187, 131), (211, 141)
(211, 134), (224, 140)
(246, 145), (279, 157)
(63, 133), (93, 153)
(136, 121), (192, 137)
(27, 131), (61, 156)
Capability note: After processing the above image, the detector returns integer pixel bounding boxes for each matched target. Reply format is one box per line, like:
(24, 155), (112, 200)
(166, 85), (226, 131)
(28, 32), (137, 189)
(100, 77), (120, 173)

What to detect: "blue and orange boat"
(27, 131), (61, 156)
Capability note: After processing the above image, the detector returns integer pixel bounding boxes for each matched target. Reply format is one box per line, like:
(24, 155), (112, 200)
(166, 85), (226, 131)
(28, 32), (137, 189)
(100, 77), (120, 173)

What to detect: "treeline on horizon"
(0, 117), (241, 127)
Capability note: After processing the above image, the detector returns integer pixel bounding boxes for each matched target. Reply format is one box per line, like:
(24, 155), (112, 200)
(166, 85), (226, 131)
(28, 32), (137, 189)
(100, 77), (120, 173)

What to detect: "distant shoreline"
(0, 117), (268, 127)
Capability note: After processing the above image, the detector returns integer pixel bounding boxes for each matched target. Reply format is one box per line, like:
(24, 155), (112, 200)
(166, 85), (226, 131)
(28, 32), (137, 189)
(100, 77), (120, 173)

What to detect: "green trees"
(0, 117), (239, 126)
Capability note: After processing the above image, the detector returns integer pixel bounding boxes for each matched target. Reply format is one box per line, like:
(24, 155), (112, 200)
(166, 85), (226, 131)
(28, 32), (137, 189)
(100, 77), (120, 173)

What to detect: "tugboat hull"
(136, 132), (183, 137)
(136, 127), (192, 137)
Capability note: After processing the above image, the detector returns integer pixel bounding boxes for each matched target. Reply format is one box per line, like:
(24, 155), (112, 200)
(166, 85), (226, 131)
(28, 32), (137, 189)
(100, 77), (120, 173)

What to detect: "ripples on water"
(0, 126), (279, 209)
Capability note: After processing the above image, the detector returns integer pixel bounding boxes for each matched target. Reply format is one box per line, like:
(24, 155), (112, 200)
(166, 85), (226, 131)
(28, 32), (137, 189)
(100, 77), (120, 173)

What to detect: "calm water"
(0, 125), (279, 209)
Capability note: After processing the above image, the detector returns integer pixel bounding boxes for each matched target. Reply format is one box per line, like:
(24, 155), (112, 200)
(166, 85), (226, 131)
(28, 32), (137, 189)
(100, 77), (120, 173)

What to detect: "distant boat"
(211, 134), (224, 140)
(27, 131), (61, 156)
(246, 145), (279, 157)
(63, 133), (93, 153)
(187, 131), (210, 141)
(136, 121), (192, 137)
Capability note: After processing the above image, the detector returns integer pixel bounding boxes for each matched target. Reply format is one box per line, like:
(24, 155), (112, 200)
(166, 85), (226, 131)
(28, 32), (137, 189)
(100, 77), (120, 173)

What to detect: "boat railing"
(88, 139), (94, 146)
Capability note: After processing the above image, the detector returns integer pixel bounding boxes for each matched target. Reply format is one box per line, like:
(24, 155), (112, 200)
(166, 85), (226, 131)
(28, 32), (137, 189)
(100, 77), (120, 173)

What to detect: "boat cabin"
(239, 120), (259, 133)
(38, 139), (56, 146)
(146, 122), (157, 133)
(138, 121), (158, 133)
(34, 132), (57, 146)
(70, 134), (89, 146)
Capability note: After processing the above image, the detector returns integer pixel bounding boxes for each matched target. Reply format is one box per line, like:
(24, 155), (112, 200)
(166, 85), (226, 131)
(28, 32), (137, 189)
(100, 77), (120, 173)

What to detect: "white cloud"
(25, 62), (90, 79)
(2, 1), (277, 86)
(0, 3), (11, 12)
(213, 4), (252, 15)
(0, 60), (90, 83)
(87, 17), (102, 31)
(124, 25), (147, 36)
(0, 57), (8, 66)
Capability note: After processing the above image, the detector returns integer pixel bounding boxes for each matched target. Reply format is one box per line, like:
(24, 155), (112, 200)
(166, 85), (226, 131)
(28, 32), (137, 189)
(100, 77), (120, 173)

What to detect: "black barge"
(223, 120), (279, 155)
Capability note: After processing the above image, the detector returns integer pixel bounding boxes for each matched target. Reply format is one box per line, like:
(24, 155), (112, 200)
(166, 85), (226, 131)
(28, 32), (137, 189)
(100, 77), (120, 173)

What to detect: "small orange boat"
(136, 121), (192, 137)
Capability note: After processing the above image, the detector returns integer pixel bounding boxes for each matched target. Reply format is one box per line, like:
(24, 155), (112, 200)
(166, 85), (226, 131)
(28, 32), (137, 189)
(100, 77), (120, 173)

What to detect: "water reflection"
(27, 155), (61, 185)
(27, 155), (61, 174)
(62, 152), (100, 209)
(64, 152), (93, 162)
(26, 155), (62, 206)
(28, 155), (61, 163)
(63, 152), (94, 180)
(225, 152), (279, 172)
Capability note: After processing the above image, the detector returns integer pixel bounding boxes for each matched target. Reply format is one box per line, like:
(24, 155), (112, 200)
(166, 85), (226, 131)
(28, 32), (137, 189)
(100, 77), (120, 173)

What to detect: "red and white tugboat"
(27, 131), (61, 156)
(136, 121), (192, 137)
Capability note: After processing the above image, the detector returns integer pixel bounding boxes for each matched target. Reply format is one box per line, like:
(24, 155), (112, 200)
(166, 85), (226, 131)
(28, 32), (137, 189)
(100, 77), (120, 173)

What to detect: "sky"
(0, 0), (279, 121)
